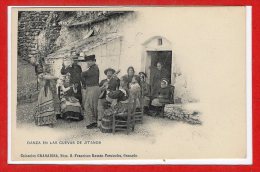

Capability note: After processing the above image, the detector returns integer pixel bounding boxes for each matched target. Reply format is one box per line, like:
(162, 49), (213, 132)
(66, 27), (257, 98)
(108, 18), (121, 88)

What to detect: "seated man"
(150, 78), (173, 117)
(97, 68), (120, 127)
(99, 77), (130, 133)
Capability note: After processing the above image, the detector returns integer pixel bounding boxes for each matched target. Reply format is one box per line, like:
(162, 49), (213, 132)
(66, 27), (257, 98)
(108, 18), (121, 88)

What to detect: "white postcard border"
(7, 6), (252, 165)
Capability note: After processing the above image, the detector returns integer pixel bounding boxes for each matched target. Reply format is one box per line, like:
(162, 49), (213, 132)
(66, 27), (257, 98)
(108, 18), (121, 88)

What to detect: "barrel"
(100, 115), (113, 133)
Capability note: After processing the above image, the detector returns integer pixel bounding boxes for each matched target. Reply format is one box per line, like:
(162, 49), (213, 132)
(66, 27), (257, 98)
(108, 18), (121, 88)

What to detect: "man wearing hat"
(81, 55), (101, 129)
(61, 55), (83, 104)
(100, 68), (120, 94)
(97, 68), (120, 127)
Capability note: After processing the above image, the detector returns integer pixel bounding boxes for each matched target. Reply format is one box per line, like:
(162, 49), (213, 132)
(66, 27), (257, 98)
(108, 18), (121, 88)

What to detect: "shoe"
(86, 123), (97, 129)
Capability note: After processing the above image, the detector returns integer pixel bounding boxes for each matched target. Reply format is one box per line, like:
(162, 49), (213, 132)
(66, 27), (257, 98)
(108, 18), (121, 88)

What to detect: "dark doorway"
(147, 51), (172, 84)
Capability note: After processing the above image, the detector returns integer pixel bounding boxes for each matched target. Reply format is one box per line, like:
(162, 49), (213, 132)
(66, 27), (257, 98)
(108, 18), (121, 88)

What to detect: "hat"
(104, 68), (116, 75)
(74, 52), (85, 61)
(138, 72), (147, 78)
(161, 78), (169, 85)
(84, 55), (96, 62)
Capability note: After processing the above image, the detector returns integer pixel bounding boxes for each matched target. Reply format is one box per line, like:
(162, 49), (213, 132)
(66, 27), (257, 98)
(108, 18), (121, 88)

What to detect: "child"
(151, 78), (173, 116)
(129, 75), (141, 109)
(139, 72), (151, 113)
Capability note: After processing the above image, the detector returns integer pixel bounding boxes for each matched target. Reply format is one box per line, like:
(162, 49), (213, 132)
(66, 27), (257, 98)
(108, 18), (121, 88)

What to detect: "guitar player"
(97, 68), (120, 127)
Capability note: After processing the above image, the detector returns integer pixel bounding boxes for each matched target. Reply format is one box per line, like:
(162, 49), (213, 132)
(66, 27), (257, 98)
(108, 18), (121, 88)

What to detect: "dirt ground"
(16, 101), (182, 141)
(14, 101), (246, 160)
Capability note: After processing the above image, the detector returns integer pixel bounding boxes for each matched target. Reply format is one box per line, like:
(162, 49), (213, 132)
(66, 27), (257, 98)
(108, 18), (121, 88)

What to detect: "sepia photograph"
(9, 6), (251, 164)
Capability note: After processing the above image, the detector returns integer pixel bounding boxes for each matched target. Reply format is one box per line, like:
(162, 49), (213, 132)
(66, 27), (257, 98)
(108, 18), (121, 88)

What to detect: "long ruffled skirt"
(34, 87), (57, 126)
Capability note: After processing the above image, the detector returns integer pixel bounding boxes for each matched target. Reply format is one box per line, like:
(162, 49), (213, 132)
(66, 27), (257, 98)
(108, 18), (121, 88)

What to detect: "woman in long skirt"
(34, 65), (60, 127)
(59, 73), (83, 121)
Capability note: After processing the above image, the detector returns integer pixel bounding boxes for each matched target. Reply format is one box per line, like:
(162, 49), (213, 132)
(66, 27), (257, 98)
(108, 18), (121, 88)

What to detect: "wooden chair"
(170, 85), (175, 104)
(161, 85), (175, 115)
(112, 98), (137, 135)
(135, 95), (144, 124)
(135, 82), (151, 123)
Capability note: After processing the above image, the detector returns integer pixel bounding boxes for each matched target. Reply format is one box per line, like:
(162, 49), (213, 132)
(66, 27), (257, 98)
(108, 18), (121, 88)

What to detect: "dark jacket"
(151, 68), (170, 97)
(61, 63), (82, 84)
(157, 86), (173, 104)
(99, 78), (120, 91)
(108, 89), (129, 102)
(81, 64), (99, 87)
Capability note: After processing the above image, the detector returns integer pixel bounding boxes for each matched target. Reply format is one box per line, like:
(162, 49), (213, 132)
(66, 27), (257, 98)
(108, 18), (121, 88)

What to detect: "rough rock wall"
(18, 11), (134, 63)
(18, 11), (62, 63)
(37, 12), (62, 63)
(17, 59), (38, 104)
(18, 11), (50, 62)
(17, 11), (62, 103)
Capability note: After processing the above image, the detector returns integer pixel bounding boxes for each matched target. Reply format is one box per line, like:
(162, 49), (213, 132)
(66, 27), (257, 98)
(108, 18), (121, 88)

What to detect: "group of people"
(34, 53), (174, 131)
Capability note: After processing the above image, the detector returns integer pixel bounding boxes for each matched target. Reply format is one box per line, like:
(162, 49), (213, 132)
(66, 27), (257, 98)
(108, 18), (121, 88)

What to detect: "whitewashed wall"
(47, 7), (245, 103)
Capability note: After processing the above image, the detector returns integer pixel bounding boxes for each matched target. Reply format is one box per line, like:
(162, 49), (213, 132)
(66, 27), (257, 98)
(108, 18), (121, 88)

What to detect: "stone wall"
(17, 59), (38, 104)
(17, 11), (62, 103)
(37, 12), (62, 61)
(18, 11), (50, 62)
(18, 11), (134, 63)
(18, 11), (62, 63)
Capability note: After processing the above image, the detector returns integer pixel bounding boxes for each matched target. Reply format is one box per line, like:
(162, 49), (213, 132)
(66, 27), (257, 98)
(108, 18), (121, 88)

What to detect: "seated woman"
(150, 78), (173, 116)
(100, 77), (130, 133)
(59, 73), (83, 121)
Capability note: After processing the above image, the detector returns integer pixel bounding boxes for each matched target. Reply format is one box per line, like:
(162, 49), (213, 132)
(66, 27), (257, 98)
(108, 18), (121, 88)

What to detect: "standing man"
(81, 55), (100, 129)
(97, 68), (120, 127)
(61, 55), (83, 104)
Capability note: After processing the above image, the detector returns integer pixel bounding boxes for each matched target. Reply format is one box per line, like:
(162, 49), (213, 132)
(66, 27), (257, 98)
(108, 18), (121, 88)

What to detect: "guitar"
(99, 70), (120, 99)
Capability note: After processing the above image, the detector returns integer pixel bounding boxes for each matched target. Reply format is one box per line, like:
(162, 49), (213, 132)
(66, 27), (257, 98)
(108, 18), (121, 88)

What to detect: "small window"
(158, 38), (163, 45)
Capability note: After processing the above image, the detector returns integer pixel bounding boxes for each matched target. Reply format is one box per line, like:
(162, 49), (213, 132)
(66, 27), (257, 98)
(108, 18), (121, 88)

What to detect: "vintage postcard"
(9, 6), (252, 164)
